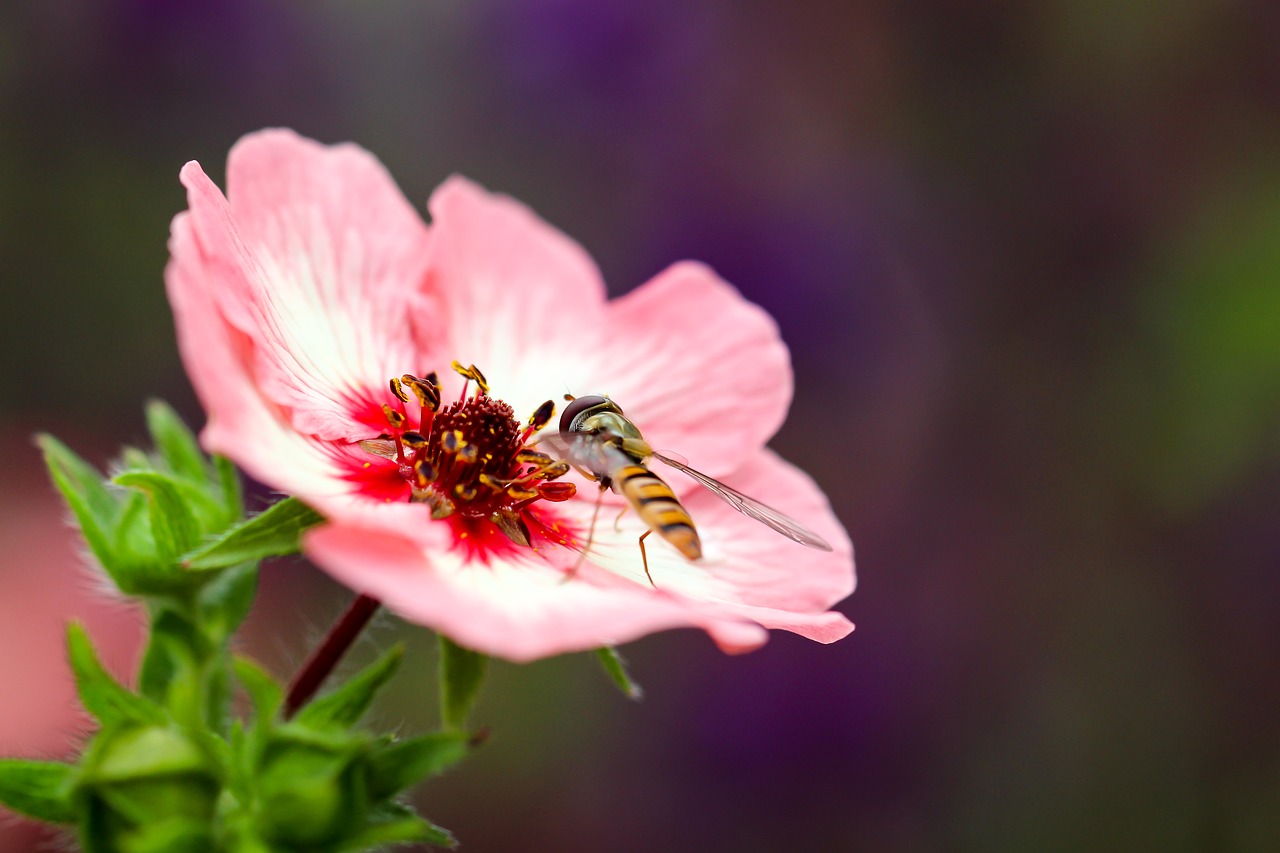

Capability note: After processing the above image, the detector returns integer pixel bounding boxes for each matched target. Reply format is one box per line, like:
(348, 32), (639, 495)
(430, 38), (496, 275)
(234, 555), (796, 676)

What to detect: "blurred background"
(3, 1), (1280, 850)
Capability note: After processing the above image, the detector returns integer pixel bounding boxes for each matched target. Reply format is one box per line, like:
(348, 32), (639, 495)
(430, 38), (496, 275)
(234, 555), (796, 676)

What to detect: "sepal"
(40, 406), (250, 598)
(68, 622), (167, 727)
(595, 646), (644, 700)
(294, 645), (404, 730)
(0, 759), (77, 824)
(438, 635), (488, 730)
(76, 724), (223, 853)
(335, 809), (457, 851)
(114, 471), (201, 570)
(37, 434), (128, 587)
(182, 497), (324, 571)
(252, 725), (372, 848)
(365, 731), (470, 801)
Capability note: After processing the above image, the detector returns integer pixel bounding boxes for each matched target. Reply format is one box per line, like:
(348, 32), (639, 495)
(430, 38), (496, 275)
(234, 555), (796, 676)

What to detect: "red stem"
(283, 593), (382, 719)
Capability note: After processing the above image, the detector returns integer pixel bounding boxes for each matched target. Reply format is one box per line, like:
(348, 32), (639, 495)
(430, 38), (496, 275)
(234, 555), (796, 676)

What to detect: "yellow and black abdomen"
(614, 464), (702, 560)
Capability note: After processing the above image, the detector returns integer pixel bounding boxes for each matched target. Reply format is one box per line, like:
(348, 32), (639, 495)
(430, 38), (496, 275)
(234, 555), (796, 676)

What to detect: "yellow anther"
(402, 374), (440, 412)
(389, 377), (409, 403)
(381, 404), (406, 429)
(468, 364), (489, 393)
(441, 429), (465, 454)
(539, 461), (570, 479)
(506, 486), (539, 501)
(529, 399), (555, 429)
(450, 361), (489, 394)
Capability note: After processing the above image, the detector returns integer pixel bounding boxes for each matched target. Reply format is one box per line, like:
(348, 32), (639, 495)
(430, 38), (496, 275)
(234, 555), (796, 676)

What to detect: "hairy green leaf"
(0, 759), (76, 824)
(145, 401), (208, 486)
(68, 623), (166, 726)
(366, 731), (470, 801)
(114, 471), (200, 565)
(294, 646), (404, 730)
(182, 498), (324, 571)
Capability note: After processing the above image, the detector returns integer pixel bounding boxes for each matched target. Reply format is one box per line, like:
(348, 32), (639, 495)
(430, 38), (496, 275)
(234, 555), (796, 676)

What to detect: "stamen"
(441, 430), (464, 455)
(359, 364), (579, 557)
(402, 374), (440, 413)
(538, 482), (577, 502)
(450, 361), (489, 399)
(468, 364), (489, 394)
(506, 486), (540, 501)
(528, 399), (556, 430)
(382, 404), (406, 430)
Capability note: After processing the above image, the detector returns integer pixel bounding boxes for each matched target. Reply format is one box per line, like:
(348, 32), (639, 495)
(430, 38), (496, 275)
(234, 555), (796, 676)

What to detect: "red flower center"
(353, 363), (578, 561)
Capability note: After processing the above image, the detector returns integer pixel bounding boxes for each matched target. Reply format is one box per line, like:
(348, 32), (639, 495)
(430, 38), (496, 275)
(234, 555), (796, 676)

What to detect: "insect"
(543, 395), (832, 586)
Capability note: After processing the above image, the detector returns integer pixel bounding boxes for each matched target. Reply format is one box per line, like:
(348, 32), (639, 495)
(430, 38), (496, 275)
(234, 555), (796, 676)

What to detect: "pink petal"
(545, 448), (854, 637)
(167, 209), (362, 500)
(585, 261), (792, 479)
(418, 176), (609, 420)
(301, 445), (853, 661)
(180, 130), (431, 441)
(303, 523), (771, 662)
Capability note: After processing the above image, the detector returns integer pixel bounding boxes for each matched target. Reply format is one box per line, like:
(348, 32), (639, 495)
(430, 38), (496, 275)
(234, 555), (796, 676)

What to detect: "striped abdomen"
(614, 464), (702, 560)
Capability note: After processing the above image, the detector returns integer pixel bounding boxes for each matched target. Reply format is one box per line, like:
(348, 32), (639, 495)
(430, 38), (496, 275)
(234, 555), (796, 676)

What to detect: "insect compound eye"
(559, 395), (614, 434)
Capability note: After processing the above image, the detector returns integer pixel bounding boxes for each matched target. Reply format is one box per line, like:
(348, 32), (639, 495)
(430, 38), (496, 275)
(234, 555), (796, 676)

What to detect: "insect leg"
(563, 483), (607, 583)
(612, 503), (629, 533)
(637, 530), (655, 588)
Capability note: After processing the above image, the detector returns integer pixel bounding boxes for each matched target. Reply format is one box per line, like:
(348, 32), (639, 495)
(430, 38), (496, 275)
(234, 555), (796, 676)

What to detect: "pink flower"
(166, 129), (854, 661)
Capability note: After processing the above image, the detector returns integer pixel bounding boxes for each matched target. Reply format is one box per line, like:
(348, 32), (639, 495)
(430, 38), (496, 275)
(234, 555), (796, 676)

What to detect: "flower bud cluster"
(0, 405), (470, 851)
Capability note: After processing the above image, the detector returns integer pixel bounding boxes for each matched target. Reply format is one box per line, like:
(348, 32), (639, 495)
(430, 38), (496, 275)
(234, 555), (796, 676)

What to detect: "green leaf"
(115, 471), (200, 565)
(233, 657), (284, 724)
(294, 646), (404, 730)
(68, 623), (167, 726)
(595, 646), (643, 700)
(0, 759), (76, 824)
(336, 813), (457, 851)
(145, 401), (208, 486)
(366, 732), (470, 801)
(182, 498), (324, 571)
(438, 636), (488, 730)
(38, 433), (118, 576)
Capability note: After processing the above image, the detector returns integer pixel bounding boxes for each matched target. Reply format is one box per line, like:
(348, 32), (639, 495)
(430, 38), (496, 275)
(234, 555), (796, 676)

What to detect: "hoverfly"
(542, 395), (832, 586)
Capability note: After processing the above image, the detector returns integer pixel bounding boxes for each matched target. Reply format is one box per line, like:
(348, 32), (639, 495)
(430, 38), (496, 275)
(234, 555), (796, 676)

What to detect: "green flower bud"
(254, 728), (371, 848)
(76, 725), (221, 852)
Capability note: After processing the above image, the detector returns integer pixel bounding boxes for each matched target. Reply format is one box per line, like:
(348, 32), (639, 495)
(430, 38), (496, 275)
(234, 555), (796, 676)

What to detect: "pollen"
(359, 363), (577, 551)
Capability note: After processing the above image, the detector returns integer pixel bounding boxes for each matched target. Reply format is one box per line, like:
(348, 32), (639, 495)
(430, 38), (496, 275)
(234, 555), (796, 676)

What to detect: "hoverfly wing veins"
(357, 438), (399, 460)
(651, 452), (834, 551)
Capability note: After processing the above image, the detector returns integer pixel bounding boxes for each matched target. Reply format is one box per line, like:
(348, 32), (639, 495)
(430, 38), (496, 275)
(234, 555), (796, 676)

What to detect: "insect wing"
(652, 452), (834, 551)
(357, 438), (399, 460)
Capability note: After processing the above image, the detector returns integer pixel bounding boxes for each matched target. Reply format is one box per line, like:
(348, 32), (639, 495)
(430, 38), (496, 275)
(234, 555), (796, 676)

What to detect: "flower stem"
(284, 593), (382, 718)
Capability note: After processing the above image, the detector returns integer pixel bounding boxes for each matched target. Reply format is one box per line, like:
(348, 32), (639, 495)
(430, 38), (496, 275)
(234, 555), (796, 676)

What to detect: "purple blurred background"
(3, 1), (1280, 850)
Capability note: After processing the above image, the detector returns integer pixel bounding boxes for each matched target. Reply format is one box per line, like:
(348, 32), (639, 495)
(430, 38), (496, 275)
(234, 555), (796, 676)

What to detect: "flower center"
(358, 362), (576, 553)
